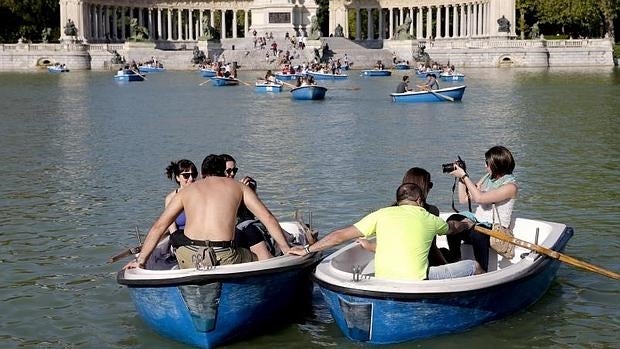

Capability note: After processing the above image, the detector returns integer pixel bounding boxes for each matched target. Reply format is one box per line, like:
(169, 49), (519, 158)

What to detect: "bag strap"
(492, 203), (502, 227)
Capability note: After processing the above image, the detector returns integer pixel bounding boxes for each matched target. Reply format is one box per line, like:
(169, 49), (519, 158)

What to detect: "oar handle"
(107, 245), (141, 264)
(473, 226), (620, 280)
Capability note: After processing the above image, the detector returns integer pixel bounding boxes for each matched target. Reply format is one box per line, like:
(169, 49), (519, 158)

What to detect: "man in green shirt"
(289, 183), (482, 280)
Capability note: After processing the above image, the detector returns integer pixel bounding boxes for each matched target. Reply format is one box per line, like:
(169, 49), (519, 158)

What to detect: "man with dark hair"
(201, 154), (226, 178)
(289, 183), (482, 280)
(395, 75), (411, 93)
(125, 154), (290, 269)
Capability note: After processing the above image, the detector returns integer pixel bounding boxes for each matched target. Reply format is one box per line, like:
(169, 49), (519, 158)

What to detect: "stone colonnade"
(60, 1), (254, 43)
(329, 0), (516, 40)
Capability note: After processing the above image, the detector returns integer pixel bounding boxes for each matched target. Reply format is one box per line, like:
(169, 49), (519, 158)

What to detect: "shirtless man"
(124, 154), (290, 269)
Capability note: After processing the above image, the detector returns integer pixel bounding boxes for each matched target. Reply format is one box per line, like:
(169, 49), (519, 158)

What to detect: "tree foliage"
(0, 0), (59, 42)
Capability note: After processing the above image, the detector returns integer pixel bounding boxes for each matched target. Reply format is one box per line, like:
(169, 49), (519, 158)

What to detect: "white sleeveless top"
(474, 173), (518, 227)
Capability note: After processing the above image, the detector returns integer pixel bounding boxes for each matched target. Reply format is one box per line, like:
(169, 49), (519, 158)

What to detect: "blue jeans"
(428, 260), (477, 280)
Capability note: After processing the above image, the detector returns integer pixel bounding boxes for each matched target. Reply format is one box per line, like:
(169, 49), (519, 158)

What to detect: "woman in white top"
(447, 146), (518, 271)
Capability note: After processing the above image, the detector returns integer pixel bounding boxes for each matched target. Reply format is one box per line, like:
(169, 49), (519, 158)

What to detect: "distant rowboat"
(138, 65), (165, 73)
(390, 85), (466, 103)
(394, 63), (410, 70)
(439, 73), (465, 81)
(274, 72), (301, 80)
(47, 64), (69, 73)
(360, 69), (392, 77)
(113, 69), (145, 82)
(255, 82), (283, 92)
(200, 68), (218, 77)
(306, 71), (348, 80)
(211, 77), (239, 86)
(290, 85), (327, 100)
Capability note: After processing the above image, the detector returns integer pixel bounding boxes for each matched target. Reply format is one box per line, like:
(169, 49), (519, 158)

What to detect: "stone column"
(470, 3), (475, 37)
(177, 9), (183, 40)
(93, 5), (99, 40)
(452, 5), (458, 38)
(189, 9), (194, 40)
(460, 4), (465, 37)
(167, 9), (172, 40)
(475, 3), (482, 36)
(199, 10), (204, 37)
(416, 7), (423, 39)
(221, 10), (226, 39)
(157, 8), (162, 40)
(355, 8), (361, 40)
(244, 10), (249, 35)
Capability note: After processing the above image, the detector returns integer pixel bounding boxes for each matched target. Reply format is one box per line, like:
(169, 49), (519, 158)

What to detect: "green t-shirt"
(353, 205), (448, 280)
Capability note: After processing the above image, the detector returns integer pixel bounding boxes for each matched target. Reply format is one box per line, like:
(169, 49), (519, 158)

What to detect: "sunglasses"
(180, 172), (197, 180)
(225, 167), (238, 175)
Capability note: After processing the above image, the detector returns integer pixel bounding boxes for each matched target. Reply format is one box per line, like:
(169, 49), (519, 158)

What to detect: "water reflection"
(0, 68), (618, 348)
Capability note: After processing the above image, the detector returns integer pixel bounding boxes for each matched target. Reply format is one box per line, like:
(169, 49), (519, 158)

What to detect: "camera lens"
(442, 163), (455, 173)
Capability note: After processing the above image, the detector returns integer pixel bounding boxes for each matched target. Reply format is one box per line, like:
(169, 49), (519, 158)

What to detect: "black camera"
(442, 156), (466, 173)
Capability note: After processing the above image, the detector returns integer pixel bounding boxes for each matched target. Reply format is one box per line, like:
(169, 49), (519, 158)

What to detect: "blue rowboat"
(360, 69), (392, 77)
(313, 215), (574, 345)
(440, 73), (465, 81)
(394, 63), (410, 70)
(47, 65), (69, 73)
(391, 85), (466, 103)
(255, 82), (283, 92)
(274, 72), (300, 81)
(211, 77), (239, 86)
(113, 69), (145, 81)
(306, 71), (348, 80)
(118, 222), (321, 349)
(138, 65), (165, 73)
(290, 85), (327, 100)
(200, 69), (218, 78)
(415, 69), (442, 78)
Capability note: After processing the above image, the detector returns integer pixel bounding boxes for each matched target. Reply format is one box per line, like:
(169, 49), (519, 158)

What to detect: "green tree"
(516, 0), (538, 39)
(0, 0), (59, 43)
(315, 0), (329, 36)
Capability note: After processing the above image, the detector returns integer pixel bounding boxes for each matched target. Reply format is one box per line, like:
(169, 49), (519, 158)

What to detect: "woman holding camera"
(447, 146), (518, 271)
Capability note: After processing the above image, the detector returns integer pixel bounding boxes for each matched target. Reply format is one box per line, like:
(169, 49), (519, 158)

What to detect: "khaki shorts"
(175, 245), (257, 269)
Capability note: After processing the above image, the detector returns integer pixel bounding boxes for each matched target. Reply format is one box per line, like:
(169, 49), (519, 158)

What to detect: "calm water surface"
(0, 67), (618, 348)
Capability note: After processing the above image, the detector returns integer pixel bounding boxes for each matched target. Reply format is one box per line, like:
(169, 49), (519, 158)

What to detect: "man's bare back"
(182, 176), (243, 242)
(125, 171), (290, 269)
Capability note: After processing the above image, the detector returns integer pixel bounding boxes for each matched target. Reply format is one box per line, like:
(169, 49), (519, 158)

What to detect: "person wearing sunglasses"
(125, 154), (290, 270)
(164, 159), (198, 235)
(220, 154), (275, 260)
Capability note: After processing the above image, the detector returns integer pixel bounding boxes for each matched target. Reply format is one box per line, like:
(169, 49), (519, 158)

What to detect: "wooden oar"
(107, 245), (141, 264)
(280, 81), (297, 89)
(131, 69), (147, 80)
(199, 79), (211, 86)
(332, 86), (361, 91)
(474, 225), (620, 280)
(236, 78), (252, 87)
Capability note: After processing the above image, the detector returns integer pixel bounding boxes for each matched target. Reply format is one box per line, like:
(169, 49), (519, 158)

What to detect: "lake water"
(0, 67), (618, 348)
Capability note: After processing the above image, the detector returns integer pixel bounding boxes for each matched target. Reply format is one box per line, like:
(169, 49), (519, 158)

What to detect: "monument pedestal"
(197, 40), (223, 62)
